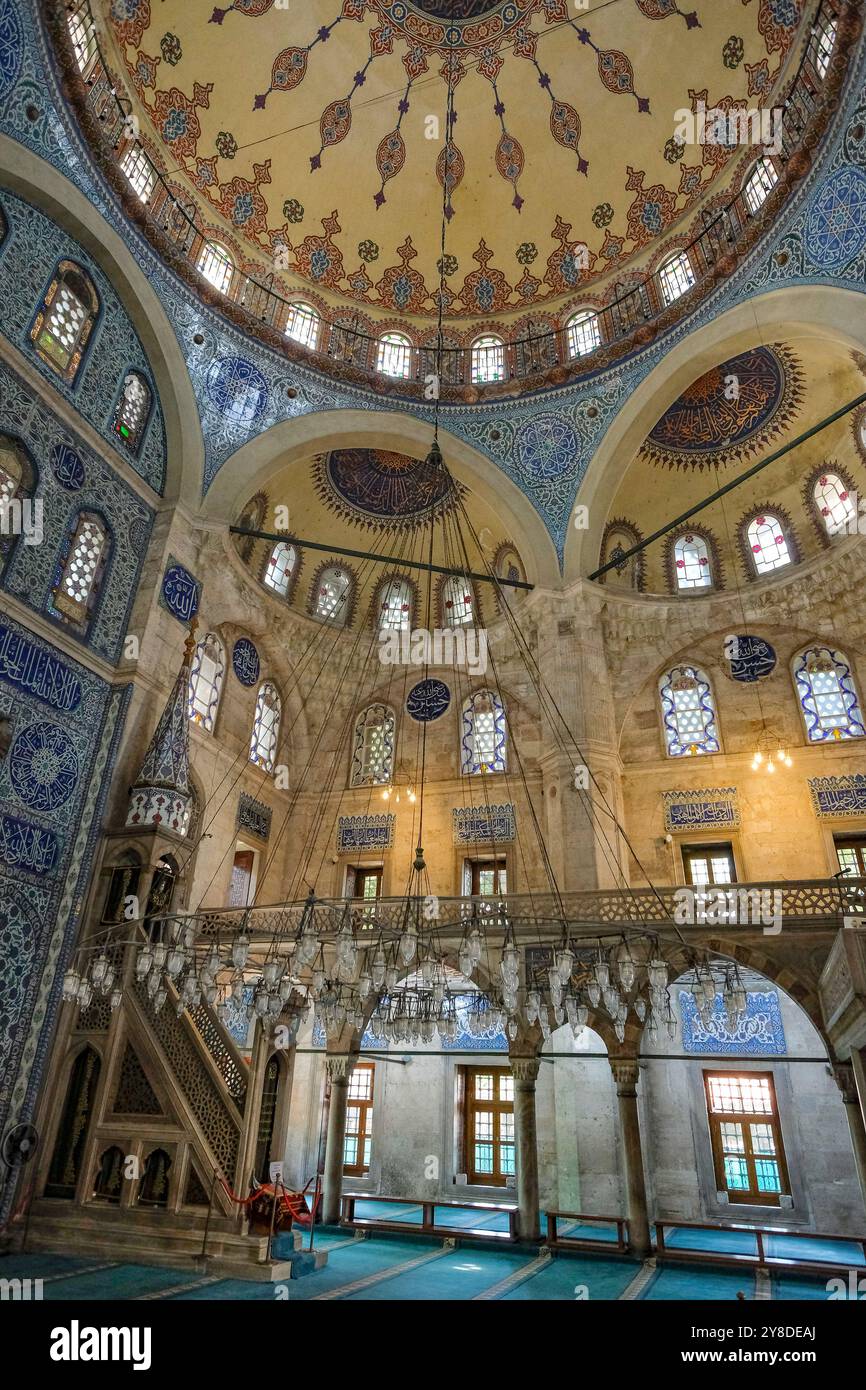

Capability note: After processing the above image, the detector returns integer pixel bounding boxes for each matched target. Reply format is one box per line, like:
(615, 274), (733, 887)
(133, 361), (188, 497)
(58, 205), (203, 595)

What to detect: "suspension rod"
(229, 525), (535, 590)
(588, 390), (866, 581)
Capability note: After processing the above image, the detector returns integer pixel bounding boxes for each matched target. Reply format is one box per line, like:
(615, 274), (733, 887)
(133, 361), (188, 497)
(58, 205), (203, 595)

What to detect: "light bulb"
(767, 758), (775, 773)
(785, 754), (793, 767)
(754, 751), (763, 765)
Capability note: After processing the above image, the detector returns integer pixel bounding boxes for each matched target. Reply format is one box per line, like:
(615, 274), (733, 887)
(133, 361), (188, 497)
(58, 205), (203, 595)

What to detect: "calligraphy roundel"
(725, 634), (777, 683)
(644, 347), (803, 468)
(161, 563), (201, 624)
(315, 448), (457, 532)
(50, 443), (85, 491)
(9, 722), (80, 813)
(407, 678), (451, 722)
(232, 637), (261, 686)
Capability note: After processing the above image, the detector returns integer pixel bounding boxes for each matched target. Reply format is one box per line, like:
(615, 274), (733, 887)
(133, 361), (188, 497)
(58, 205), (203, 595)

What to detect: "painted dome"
(95, 0), (807, 325)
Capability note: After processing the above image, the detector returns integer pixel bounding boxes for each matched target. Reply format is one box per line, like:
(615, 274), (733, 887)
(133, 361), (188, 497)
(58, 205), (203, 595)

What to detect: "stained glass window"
(813, 473), (856, 536)
(471, 335), (506, 384)
(351, 704), (396, 787)
(376, 332), (412, 379)
(120, 145), (156, 203)
(658, 251), (695, 305)
(250, 681), (281, 773)
(813, 15), (837, 78)
(314, 565), (352, 625)
(461, 690), (507, 775)
(31, 262), (99, 381)
(68, 7), (97, 73)
(673, 533), (712, 589)
(263, 541), (296, 597)
(465, 1068), (514, 1186)
(746, 513), (792, 574)
(188, 632), (225, 734)
(566, 310), (601, 359)
(442, 574), (475, 627)
(285, 301), (320, 349)
(793, 646), (866, 743)
(113, 372), (151, 452)
(49, 511), (110, 631)
(197, 242), (234, 294)
(344, 1063), (375, 1175)
(375, 576), (412, 631)
(743, 157), (778, 216)
(705, 1072), (788, 1206)
(659, 664), (720, 757)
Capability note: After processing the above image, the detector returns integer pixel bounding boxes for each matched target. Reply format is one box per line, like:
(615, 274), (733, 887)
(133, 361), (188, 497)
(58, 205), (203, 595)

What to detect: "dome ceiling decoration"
(642, 345), (805, 470)
(313, 447), (462, 530)
(101, 0), (804, 320)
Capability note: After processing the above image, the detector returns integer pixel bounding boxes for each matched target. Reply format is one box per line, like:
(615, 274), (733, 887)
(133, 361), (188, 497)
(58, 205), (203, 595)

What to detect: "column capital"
(510, 1056), (541, 1084)
(831, 1061), (858, 1105)
(326, 1053), (355, 1083)
(610, 1057), (640, 1093)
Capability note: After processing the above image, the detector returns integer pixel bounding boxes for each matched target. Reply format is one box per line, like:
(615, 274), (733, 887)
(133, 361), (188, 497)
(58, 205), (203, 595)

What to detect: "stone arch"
(0, 133), (203, 506)
(200, 408), (560, 589)
(567, 286), (866, 584)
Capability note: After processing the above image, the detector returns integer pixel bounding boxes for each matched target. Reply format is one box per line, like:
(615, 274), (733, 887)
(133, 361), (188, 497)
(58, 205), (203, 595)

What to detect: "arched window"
(743, 157), (778, 216)
(197, 241), (234, 294)
(659, 664), (720, 757)
(673, 533), (712, 590)
(112, 371), (151, 452)
(746, 513), (793, 574)
(250, 681), (281, 773)
(376, 332), (412, 379)
(31, 261), (99, 381)
(285, 301), (320, 349)
(314, 565), (352, 625)
(49, 511), (110, 631)
(566, 309), (601, 359)
(145, 854), (178, 925)
(68, 7), (97, 73)
(471, 335), (506, 384)
(351, 703), (396, 787)
(813, 14), (837, 78)
(442, 574), (476, 628)
(188, 632), (225, 733)
(0, 436), (34, 561)
(263, 541), (297, 597)
(658, 251), (695, 306)
(93, 1145), (124, 1204)
(813, 473), (856, 537)
(793, 646), (866, 743)
(120, 145), (156, 203)
(375, 576), (413, 631)
(461, 689), (507, 775)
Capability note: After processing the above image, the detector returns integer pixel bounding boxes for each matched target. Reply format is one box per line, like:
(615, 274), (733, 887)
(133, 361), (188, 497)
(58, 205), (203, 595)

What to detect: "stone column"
(611, 1058), (651, 1257)
(510, 1056), (541, 1242)
(834, 1060), (866, 1210)
(321, 1053), (353, 1225)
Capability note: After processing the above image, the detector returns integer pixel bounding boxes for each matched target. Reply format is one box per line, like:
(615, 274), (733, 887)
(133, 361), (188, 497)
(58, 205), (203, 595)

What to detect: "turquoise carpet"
(3, 1230), (859, 1300)
(643, 1265), (757, 1301)
(502, 1255), (635, 1300)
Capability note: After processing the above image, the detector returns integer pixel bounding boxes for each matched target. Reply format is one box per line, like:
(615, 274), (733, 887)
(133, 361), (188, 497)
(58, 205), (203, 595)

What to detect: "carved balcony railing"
(151, 879), (866, 950)
(187, 1004), (249, 1110)
(48, 0), (855, 400)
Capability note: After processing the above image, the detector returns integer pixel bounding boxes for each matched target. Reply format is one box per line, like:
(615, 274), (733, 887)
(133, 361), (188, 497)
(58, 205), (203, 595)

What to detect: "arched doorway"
(44, 1046), (101, 1199)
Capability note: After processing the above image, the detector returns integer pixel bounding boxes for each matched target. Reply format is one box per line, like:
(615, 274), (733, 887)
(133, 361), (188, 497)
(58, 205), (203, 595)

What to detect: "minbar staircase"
(23, 949), (326, 1283)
